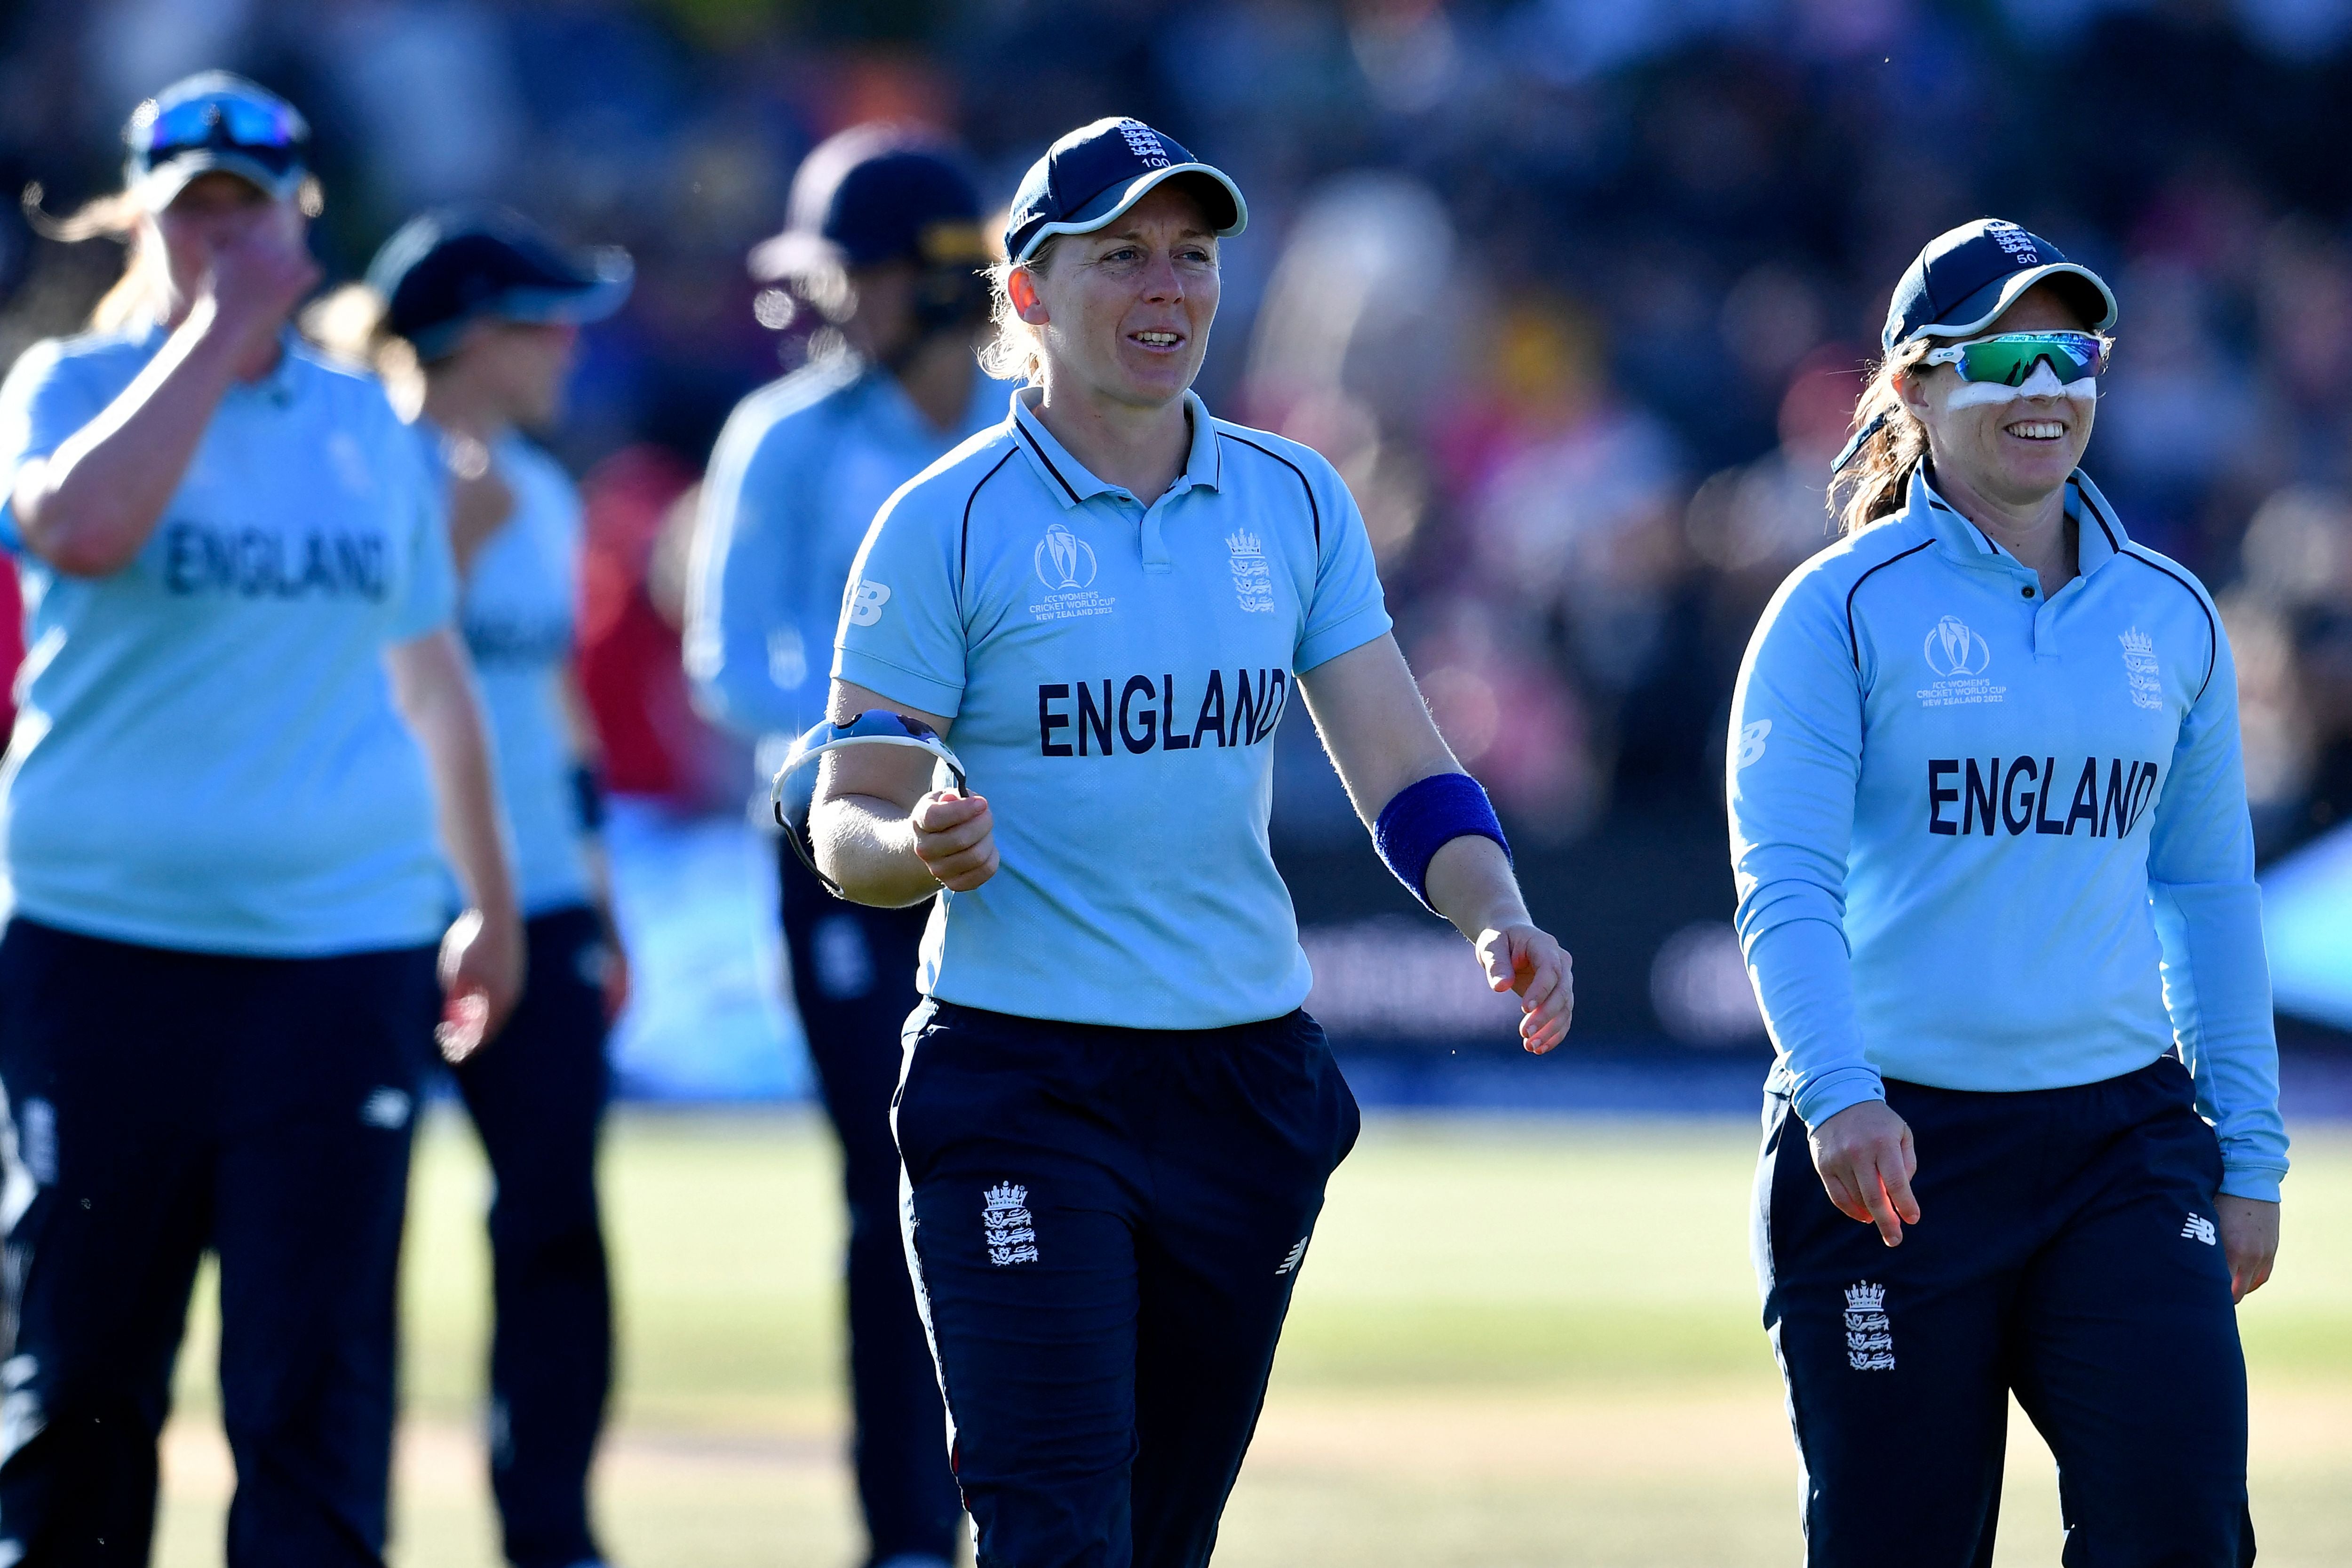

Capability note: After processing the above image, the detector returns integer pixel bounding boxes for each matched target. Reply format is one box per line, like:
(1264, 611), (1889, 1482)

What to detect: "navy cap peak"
(1004, 116), (1246, 265)
(1883, 217), (2117, 353)
(367, 206), (632, 360)
(750, 125), (985, 282)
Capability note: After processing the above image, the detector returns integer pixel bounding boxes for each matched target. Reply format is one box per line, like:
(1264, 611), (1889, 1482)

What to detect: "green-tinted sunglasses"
(1922, 330), (2111, 387)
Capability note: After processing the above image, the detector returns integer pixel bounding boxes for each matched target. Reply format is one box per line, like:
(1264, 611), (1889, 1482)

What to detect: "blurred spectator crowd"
(8, 0), (2352, 860)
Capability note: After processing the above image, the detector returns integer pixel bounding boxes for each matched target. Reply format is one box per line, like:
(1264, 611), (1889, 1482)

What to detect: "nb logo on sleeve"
(845, 580), (891, 626)
(1735, 719), (1772, 771)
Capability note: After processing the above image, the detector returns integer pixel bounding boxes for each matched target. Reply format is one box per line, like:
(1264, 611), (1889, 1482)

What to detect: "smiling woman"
(792, 116), (1574, 1568)
(1727, 218), (2287, 1568)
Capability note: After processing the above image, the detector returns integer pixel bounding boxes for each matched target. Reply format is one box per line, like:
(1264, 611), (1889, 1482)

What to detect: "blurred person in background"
(0, 72), (519, 1565)
(1731, 219), (2285, 1566)
(807, 115), (1571, 1567)
(684, 125), (1002, 1568)
(312, 205), (636, 1568)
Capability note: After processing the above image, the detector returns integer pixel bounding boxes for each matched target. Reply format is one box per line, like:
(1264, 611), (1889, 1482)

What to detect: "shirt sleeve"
(831, 479), (966, 719)
(1294, 461), (1392, 675)
(684, 409), (814, 738)
(2145, 610), (2288, 1201)
(0, 341), (100, 553)
(386, 410), (457, 642)
(1727, 567), (1882, 1128)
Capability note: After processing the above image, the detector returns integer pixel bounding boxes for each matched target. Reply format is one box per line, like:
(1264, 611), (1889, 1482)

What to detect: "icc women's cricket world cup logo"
(1035, 523), (1098, 591)
(1923, 614), (1992, 677)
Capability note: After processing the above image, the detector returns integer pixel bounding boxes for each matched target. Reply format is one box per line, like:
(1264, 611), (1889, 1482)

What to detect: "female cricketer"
(687, 126), (1002, 1568)
(0, 73), (519, 1565)
(806, 117), (1573, 1568)
(333, 206), (635, 1568)
(1731, 218), (2288, 1565)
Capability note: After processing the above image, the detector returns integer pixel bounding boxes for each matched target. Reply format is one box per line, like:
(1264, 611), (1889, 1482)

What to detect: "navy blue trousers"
(1756, 1055), (2255, 1568)
(891, 1000), (1360, 1568)
(447, 905), (614, 1568)
(779, 848), (964, 1566)
(0, 917), (437, 1568)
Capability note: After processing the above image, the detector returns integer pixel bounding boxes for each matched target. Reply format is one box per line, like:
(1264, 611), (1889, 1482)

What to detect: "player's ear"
(1008, 263), (1049, 327)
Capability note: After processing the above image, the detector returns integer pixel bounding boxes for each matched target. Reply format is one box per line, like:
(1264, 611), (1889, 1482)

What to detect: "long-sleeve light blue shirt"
(1727, 468), (2288, 1201)
(684, 354), (1009, 761)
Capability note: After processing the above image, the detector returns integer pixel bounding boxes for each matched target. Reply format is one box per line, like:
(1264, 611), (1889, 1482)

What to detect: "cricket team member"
(686, 127), (1001, 1568)
(0, 74), (520, 1565)
(810, 117), (1573, 1568)
(351, 207), (635, 1568)
(1731, 218), (2288, 1565)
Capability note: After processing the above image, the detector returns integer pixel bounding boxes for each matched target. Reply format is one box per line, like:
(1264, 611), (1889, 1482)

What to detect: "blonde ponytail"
(300, 282), (423, 417)
(1828, 339), (1932, 535)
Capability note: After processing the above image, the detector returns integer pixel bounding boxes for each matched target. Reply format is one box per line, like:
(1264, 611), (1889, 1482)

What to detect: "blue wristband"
(1373, 772), (1511, 914)
(570, 763), (607, 836)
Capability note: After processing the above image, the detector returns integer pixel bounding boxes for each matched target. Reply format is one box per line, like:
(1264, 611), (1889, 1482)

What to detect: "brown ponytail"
(1828, 338), (1933, 535)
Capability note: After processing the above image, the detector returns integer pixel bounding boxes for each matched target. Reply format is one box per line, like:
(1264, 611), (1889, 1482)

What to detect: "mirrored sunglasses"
(1922, 331), (2111, 388)
(131, 92), (308, 175)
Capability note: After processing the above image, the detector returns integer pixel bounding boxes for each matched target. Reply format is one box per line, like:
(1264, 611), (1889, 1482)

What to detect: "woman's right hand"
(199, 208), (320, 351)
(1809, 1098), (1921, 1247)
(911, 791), (997, 891)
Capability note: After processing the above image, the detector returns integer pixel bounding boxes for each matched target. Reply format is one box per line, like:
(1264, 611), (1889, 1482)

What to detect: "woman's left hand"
(1475, 924), (1574, 1055)
(2215, 1195), (2280, 1303)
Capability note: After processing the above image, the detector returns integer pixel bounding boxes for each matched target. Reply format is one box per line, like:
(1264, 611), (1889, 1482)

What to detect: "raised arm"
(15, 214), (317, 577)
(1296, 634), (1572, 1053)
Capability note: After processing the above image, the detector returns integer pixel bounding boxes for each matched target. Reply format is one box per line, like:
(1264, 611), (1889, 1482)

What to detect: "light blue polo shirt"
(835, 388), (1392, 1029)
(443, 426), (591, 916)
(1728, 468), (2287, 1200)
(685, 356), (1010, 759)
(0, 323), (457, 956)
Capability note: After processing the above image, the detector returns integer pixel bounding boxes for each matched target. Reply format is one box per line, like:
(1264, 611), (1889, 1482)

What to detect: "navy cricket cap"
(125, 72), (310, 210)
(1003, 117), (1245, 265)
(748, 125), (989, 282)
(367, 207), (633, 361)
(1883, 218), (2118, 352)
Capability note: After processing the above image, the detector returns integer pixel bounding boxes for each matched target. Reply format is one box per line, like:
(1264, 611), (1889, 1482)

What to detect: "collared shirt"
(834, 387), (1392, 1029)
(0, 323), (455, 956)
(435, 424), (590, 916)
(1728, 467), (2287, 1199)
(685, 356), (1011, 765)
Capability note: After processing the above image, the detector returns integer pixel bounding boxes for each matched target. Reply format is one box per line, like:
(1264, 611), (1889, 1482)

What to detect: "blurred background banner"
(11, 0), (2352, 1105)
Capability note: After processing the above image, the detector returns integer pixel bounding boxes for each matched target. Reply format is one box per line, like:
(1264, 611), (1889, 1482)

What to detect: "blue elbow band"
(1373, 772), (1510, 913)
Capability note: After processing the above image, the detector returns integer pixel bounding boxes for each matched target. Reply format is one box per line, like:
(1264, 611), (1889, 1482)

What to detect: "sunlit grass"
(150, 1112), (2352, 1567)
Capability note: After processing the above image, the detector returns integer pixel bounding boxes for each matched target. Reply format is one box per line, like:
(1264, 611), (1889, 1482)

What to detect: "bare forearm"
(813, 795), (942, 907)
(1424, 834), (1530, 940)
(390, 637), (518, 922)
(425, 699), (517, 920)
(20, 308), (248, 576)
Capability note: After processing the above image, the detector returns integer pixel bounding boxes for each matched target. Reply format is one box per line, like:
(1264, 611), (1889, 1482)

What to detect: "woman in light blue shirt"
(316, 206), (632, 1568)
(0, 74), (518, 1566)
(809, 117), (1573, 1568)
(1730, 219), (2284, 1566)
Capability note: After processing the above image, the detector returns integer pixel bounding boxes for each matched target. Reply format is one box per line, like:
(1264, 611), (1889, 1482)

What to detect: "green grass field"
(153, 1110), (2352, 1566)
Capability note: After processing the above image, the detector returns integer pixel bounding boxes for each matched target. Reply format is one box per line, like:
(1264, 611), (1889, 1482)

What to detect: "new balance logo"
(1275, 1237), (1309, 1276)
(2182, 1213), (2217, 1246)
(984, 1182), (1039, 1266)
(1843, 1281), (1894, 1371)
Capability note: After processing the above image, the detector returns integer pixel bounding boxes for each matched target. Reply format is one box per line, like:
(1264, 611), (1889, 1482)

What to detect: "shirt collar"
(1907, 465), (2128, 577)
(1007, 386), (1224, 509)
